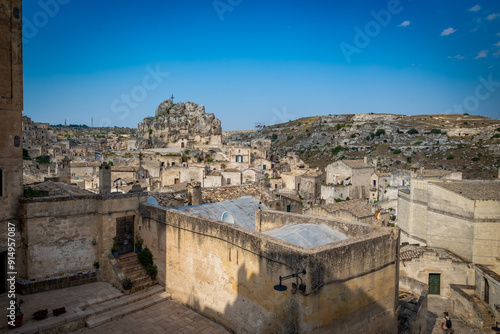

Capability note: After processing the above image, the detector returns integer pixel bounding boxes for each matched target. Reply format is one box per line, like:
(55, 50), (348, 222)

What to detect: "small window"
(263, 165), (266, 170)
(227, 178), (231, 185)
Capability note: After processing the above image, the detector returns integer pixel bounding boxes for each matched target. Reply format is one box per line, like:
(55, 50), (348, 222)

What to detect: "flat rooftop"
(434, 179), (500, 200)
(173, 196), (354, 248)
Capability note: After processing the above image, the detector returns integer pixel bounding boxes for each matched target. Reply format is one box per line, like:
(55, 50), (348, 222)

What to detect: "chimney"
(99, 162), (112, 194)
(187, 181), (202, 206)
(59, 156), (71, 184)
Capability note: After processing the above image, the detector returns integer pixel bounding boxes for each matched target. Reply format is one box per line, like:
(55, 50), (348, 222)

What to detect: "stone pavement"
(427, 295), (493, 334)
(71, 299), (229, 334)
(1, 282), (228, 334)
(1, 282), (122, 332)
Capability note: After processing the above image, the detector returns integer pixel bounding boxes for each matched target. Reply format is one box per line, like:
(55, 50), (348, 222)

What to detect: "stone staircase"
(84, 285), (170, 329)
(116, 252), (156, 292)
(473, 296), (496, 330)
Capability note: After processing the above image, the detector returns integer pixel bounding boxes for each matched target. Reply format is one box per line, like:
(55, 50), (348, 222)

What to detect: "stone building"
(304, 199), (389, 226)
(139, 201), (400, 333)
(298, 170), (325, 202)
(398, 178), (500, 327)
(0, 0), (23, 294)
(324, 158), (375, 200)
(397, 179), (500, 267)
(22, 115), (56, 155)
(136, 99), (222, 149)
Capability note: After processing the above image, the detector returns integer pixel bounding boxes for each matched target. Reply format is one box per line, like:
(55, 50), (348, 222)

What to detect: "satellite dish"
(147, 197), (158, 205)
(221, 211), (234, 224)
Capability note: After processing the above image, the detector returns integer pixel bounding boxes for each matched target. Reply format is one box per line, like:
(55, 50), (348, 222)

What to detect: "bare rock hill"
(225, 113), (500, 179)
(137, 99), (222, 149)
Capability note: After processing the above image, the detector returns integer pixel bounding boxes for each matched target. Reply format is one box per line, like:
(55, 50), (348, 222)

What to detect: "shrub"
(407, 128), (419, 135)
(414, 141), (422, 145)
(430, 129), (442, 134)
(334, 198), (342, 202)
(407, 157), (412, 163)
(271, 133), (278, 140)
(332, 145), (343, 155)
(184, 149), (190, 155)
(346, 197), (350, 201)
(24, 187), (41, 199)
(350, 134), (356, 138)
(471, 157), (480, 161)
(286, 135), (294, 142)
(35, 155), (50, 164)
(206, 157), (213, 162)
(491, 134), (500, 139)
(393, 149), (402, 154)
(122, 277), (132, 290)
(146, 264), (158, 279)
(446, 155), (454, 160)
(375, 129), (385, 136)
(108, 161), (114, 166)
(138, 247), (157, 279)
(138, 247), (154, 267)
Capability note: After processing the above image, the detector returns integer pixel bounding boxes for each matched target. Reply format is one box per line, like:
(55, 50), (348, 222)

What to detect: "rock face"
(136, 99), (222, 149)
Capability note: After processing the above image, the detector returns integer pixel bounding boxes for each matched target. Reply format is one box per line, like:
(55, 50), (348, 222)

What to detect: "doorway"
(429, 273), (441, 295)
(116, 216), (135, 255)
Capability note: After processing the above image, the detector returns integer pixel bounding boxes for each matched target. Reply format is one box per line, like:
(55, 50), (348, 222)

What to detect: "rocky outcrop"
(136, 99), (222, 149)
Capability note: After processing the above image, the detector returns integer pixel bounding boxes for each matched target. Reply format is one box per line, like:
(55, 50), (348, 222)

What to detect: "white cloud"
(441, 27), (457, 36)
(447, 55), (465, 60)
(487, 13), (499, 20)
(399, 20), (410, 27)
(494, 41), (500, 47)
(474, 50), (489, 59)
(493, 50), (500, 57)
(469, 4), (481, 12)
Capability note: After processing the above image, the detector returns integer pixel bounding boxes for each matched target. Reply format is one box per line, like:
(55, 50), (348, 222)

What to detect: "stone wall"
(397, 179), (500, 266)
(19, 193), (147, 279)
(450, 284), (484, 328)
(140, 204), (399, 333)
(303, 206), (376, 225)
(399, 275), (428, 334)
(475, 265), (500, 319)
(320, 184), (351, 203)
(400, 249), (475, 297)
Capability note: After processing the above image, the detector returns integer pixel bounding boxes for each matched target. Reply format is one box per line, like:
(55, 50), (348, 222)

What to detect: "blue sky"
(23, 0), (500, 130)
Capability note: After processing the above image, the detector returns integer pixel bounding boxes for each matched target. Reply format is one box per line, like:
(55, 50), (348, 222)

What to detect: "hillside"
(224, 113), (500, 179)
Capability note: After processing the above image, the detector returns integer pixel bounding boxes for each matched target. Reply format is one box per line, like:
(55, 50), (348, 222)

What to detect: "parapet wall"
(19, 193), (147, 279)
(140, 203), (399, 333)
(399, 275), (428, 334)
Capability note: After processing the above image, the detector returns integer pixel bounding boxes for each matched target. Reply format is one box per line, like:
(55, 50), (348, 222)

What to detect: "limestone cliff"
(136, 99), (222, 148)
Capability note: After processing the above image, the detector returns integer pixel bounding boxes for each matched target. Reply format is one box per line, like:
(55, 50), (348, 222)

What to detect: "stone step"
(126, 268), (148, 279)
(82, 284), (164, 311)
(116, 253), (139, 265)
(121, 263), (144, 274)
(130, 280), (157, 293)
(8, 285), (167, 334)
(86, 290), (170, 329)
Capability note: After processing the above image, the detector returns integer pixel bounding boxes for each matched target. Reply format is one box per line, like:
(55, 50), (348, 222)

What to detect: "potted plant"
(111, 238), (119, 259)
(134, 235), (143, 254)
(33, 309), (48, 320)
(111, 242), (119, 259)
(122, 277), (133, 290)
(8, 298), (23, 328)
